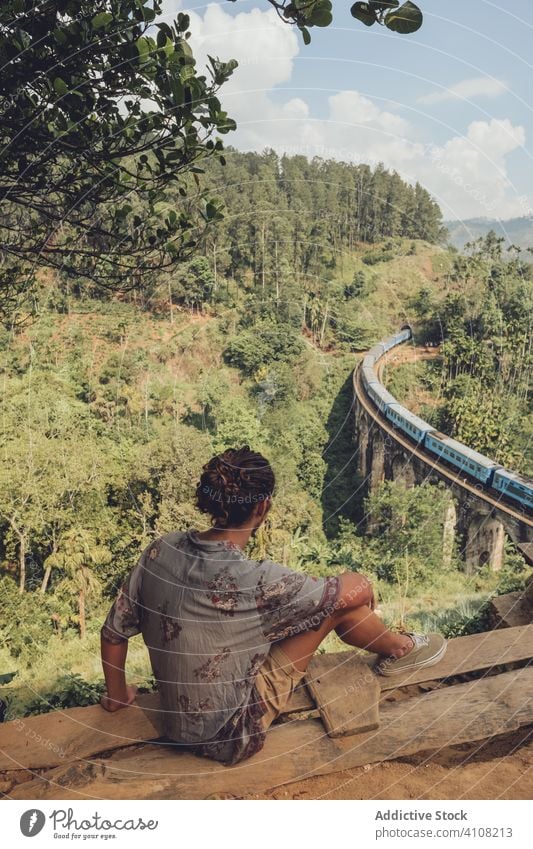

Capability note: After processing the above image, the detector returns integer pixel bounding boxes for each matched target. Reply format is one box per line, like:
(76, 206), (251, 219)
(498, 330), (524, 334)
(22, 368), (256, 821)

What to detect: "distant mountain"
(444, 217), (533, 251)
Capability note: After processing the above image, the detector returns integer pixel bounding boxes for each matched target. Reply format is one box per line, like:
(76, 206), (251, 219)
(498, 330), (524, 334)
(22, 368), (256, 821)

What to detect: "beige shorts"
(254, 644), (307, 730)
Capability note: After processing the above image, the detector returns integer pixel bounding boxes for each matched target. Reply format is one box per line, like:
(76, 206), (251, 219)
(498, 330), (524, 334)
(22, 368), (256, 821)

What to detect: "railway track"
(353, 358), (532, 530)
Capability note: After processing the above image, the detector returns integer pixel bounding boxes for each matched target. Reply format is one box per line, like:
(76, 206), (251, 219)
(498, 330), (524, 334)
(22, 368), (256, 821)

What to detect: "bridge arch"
(391, 451), (416, 488)
(464, 513), (505, 574)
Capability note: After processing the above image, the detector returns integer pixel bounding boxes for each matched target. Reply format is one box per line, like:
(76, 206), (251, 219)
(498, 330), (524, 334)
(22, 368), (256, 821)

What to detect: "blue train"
(360, 328), (533, 514)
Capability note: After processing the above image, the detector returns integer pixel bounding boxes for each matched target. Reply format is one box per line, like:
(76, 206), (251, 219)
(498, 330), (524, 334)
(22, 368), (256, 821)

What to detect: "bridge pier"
(355, 411), (370, 480)
(463, 513), (505, 574)
(442, 498), (457, 569)
(369, 431), (386, 495)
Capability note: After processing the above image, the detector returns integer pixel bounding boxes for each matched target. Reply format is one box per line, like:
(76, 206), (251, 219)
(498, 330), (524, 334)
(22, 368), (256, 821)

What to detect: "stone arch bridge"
(353, 357), (533, 573)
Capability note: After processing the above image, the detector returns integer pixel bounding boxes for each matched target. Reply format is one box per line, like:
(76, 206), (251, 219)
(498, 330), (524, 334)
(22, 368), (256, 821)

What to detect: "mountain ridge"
(445, 216), (533, 251)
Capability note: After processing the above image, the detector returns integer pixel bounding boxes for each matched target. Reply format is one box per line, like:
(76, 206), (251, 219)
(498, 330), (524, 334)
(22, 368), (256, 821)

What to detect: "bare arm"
(100, 632), (138, 712)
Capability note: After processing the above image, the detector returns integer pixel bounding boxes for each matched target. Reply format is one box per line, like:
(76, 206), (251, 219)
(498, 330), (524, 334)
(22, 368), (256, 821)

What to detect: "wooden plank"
(2, 624), (533, 772)
(304, 653), (380, 737)
(8, 667), (533, 800)
(0, 693), (161, 772)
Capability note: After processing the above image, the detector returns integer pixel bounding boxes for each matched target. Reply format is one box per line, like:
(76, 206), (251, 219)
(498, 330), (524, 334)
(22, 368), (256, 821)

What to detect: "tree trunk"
(168, 280), (174, 324)
(275, 240), (279, 305)
(79, 587), (86, 640)
(41, 564), (52, 594)
(18, 535), (26, 595)
(319, 300), (329, 348)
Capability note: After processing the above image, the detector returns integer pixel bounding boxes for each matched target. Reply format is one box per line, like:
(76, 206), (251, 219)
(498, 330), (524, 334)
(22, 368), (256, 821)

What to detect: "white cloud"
(425, 118), (526, 219)
(170, 5), (529, 220)
(329, 91), (410, 137)
(187, 4), (299, 93)
(418, 76), (508, 106)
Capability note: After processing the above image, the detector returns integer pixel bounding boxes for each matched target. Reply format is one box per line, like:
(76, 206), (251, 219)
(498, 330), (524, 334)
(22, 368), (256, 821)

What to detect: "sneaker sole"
(376, 639), (448, 677)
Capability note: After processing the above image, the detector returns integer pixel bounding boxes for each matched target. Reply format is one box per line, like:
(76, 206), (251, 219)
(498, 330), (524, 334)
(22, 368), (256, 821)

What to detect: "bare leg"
(277, 604), (414, 673)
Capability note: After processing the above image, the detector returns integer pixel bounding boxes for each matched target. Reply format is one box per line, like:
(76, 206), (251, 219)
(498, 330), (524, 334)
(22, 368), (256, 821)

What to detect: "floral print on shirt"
(205, 566), (240, 616)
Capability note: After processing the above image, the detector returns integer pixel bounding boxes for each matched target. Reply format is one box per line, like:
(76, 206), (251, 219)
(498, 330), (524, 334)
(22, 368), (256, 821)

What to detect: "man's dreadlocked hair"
(195, 446), (275, 529)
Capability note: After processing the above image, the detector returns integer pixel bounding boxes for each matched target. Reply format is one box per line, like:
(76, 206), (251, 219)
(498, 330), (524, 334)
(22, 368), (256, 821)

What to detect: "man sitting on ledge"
(100, 446), (446, 765)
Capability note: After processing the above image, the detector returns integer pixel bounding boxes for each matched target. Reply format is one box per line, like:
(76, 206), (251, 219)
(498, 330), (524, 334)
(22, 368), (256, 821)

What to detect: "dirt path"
(244, 727), (533, 800)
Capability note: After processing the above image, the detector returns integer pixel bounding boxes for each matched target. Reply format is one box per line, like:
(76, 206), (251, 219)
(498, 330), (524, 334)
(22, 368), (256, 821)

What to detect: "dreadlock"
(195, 446), (275, 529)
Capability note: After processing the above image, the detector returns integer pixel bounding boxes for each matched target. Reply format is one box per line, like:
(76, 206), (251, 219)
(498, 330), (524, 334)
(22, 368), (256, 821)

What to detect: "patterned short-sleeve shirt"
(102, 529), (340, 764)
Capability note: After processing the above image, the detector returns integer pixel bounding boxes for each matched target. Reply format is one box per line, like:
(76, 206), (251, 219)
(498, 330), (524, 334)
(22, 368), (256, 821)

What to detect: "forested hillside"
(196, 149), (445, 284)
(0, 154), (529, 718)
(385, 232), (532, 475)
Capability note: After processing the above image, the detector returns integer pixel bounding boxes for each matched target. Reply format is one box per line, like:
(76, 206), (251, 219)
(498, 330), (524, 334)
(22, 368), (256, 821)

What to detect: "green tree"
(0, 1), (236, 313)
(46, 528), (111, 639)
(344, 270), (367, 299)
(170, 257), (216, 313)
(365, 481), (454, 586)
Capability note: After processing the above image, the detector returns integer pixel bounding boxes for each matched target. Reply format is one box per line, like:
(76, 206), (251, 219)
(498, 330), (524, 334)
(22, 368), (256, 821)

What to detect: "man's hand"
(100, 684), (138, 713)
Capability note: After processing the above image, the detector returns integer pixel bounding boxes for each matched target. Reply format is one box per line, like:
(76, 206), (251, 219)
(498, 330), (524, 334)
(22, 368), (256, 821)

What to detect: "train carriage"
(361, 364), (377, 386)
(366, 380), (398, 415)
(424, 431), (500, 486)
(382, 327), (412, 353)
(364, 345), (385, 367)
(386, 403), (434, 445)
(492, 468), (533, 513)
(363, 328), (411, 369)
(362, 354), (376, 370)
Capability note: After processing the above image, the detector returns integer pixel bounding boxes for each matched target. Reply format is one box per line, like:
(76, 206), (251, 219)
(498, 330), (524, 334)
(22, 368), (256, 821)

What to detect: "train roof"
(387, 403), (433, 432)
(367, 381), (398, 407)
(493, 467), (533, 487)
(427, 431), (499, 469)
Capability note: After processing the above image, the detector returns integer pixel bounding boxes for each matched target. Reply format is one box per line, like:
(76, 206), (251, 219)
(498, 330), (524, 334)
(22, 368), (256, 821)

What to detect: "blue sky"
(165, 1), (533, 221)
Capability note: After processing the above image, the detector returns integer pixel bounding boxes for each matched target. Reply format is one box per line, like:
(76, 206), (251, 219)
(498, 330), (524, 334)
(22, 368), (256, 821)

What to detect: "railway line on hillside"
(353, 340), (532, 531)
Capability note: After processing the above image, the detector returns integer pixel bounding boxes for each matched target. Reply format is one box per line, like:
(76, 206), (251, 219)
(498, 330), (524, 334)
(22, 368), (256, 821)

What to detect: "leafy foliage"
(408, 232), (532, 472)
(364, 481), (455, 586)
(263, 0), (423, 43)
(0, 1), (236, 313)
(224, 318), (304, 375)
(22, 674), (106, 715)
(351, 2), (423, 34)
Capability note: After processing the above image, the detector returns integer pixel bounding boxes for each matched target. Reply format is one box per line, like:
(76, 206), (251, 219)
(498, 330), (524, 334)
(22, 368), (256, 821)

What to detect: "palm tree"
(45, 529), (111, 639)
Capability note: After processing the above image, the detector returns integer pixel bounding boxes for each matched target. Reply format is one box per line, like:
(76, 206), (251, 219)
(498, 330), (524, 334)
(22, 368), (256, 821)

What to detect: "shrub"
(362, 249), (395, 266)
(22, 674), (106, 716)
(224, 319), (303, 376)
